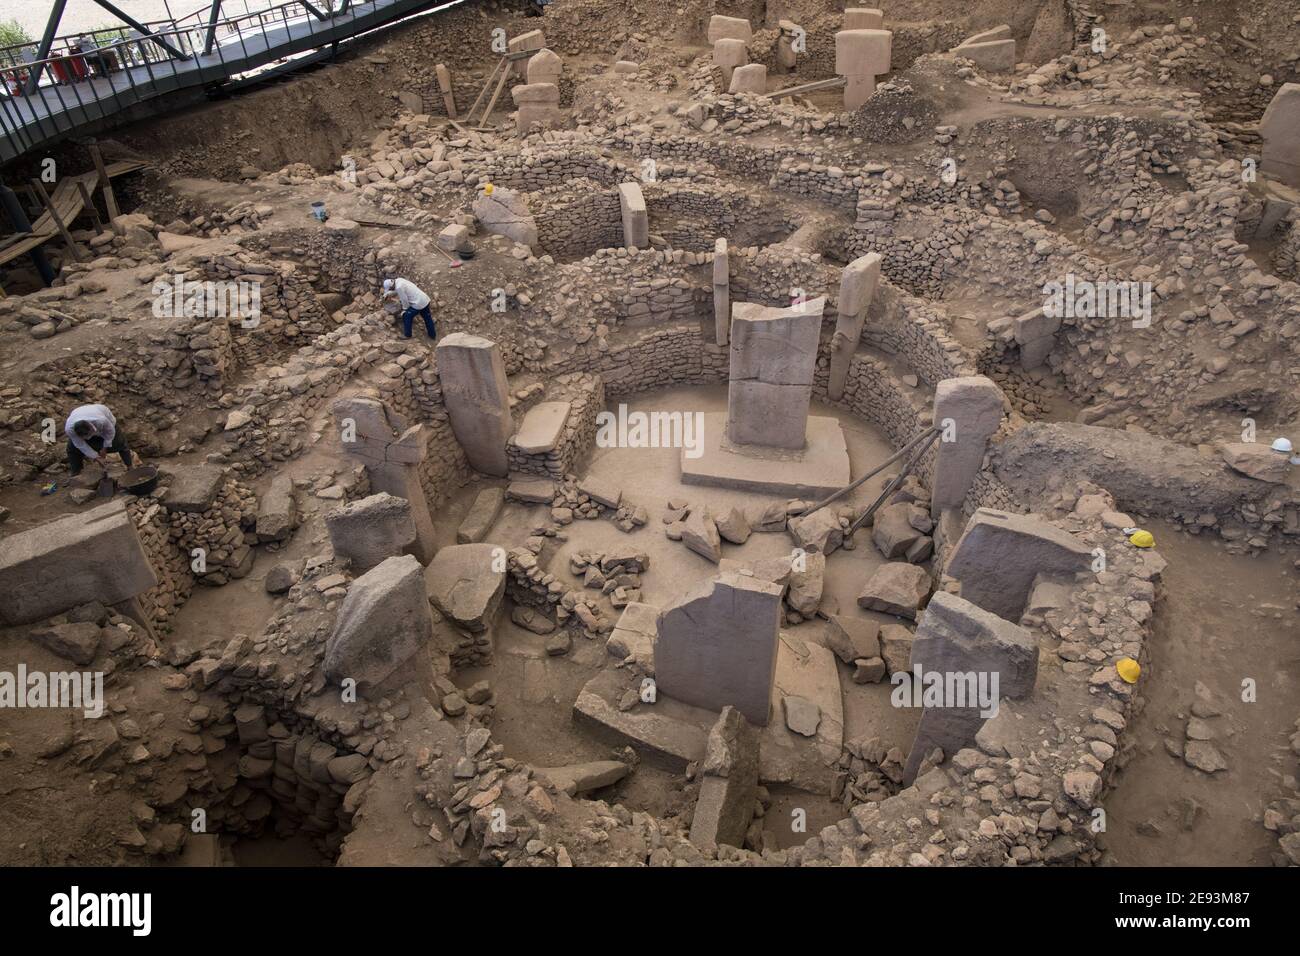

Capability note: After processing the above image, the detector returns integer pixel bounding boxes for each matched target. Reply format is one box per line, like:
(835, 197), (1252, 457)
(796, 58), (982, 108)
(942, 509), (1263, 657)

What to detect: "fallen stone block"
(536, 760), (629, 796)
(728, 63), (766, 94)
(878, 623), (914, 674)
(506, 477), (556, 503)
(787, 550), (825, 615)
(325, 492), (417, 574)
(857, 562), (931, 619)
(872, 501), (923, 558)
(0, 500), (158, 627)
(29, 621), (102, 666)
(824, 614), (881, 665)
(680, 508), (722, 563)
(945, 508), (1092, 621)
(425, 543), (506, 632)
(457, 487), (505, 544)
(162, 465), (226, 513)
(1218, 442), (1291, 484)
(577, 474), (621, 509)
(324, 555), (431, 694)
(606, 601), (659, 669)
(255, 474), (297, 543)
(787, 507), (844, 555)
(689, 705), (758, 849)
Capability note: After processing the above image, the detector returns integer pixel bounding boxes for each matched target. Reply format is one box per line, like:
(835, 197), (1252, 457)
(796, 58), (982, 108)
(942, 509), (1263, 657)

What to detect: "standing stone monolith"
(900, 590), (1038, 783)
(929, 375), (1005, 516)
(654, 571), (782, 725)
(332, 396), (437, 563)
(617, 182), (648, 248)
(436, 333), (514, 477)
(828, 252), (882, 400)
(726, 297), (825, 449)
(1261, 82), (1300, 188)
(713, 238), (730, 346)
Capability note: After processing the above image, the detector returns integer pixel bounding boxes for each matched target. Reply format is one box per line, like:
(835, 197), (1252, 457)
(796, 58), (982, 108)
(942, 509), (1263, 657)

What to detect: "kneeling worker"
(65, 402), (133, 478)
(382, 277), (436, 340)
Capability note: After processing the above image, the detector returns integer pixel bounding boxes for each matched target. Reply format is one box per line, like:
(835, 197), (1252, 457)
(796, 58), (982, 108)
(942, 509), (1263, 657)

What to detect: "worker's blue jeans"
(401, 305), (436, 339)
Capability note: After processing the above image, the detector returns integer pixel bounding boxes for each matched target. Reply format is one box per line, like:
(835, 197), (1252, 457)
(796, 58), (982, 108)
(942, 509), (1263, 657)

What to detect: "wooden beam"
(75, 180), (105, 233)
(762, 75), (847, 99)
(88, 145), (122, 233)
(30, 178), (84, 263)
(464, 57), (504, 126)
(478, 62), (511, 126)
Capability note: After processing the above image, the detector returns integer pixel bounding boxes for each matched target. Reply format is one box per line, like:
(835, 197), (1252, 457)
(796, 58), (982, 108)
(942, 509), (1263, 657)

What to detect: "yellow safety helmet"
(1128, 529), (1154, 549)
(483, 182), (495, 195)
(1116, 657), (1141, 684)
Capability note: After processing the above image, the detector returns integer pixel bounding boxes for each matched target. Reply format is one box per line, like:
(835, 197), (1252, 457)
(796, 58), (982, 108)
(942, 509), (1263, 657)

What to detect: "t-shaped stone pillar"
(835, 28), (891, 110)
(843, 7), (884, 29)
(828, 251), (882, 401)
(332, 396), (437, 564)
(526, 47), (563, 85)
(435, 333), (514, 477)
(776, 20), (802, 72)
(929, 375), (1005, 517)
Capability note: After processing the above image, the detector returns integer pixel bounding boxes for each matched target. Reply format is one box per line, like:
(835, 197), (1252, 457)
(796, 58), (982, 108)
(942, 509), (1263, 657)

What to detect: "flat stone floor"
(680, 411), (852, 498)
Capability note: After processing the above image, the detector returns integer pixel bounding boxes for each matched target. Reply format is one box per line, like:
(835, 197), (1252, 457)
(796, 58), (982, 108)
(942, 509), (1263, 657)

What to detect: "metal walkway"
(0, 0), (457, 165)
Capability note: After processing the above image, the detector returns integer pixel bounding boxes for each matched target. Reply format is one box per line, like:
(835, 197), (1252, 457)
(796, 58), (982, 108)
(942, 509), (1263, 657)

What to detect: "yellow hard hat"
(483, 182), (494, 195)
(1128, 529), (1154, 549)
(1116, 657), (1141, 683)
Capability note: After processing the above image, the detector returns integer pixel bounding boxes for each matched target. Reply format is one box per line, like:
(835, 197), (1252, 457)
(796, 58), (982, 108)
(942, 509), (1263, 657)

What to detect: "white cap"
(1271, 437), (1294, 454)
(382, 278), (394, 292)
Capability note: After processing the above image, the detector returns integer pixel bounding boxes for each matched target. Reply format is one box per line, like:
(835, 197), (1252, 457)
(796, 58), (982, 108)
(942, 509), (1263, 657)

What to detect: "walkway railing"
(0, 0), (442, 164)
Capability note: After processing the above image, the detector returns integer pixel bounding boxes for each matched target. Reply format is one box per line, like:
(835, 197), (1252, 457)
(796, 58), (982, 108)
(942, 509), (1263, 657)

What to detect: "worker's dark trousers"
(67, 433), (132, 476)
(401, 305), (436, 339)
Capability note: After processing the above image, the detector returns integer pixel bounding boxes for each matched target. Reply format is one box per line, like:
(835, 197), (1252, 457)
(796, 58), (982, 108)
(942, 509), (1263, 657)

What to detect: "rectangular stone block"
(707, 15), (752, 44)
(654, 571), (783, 726)
(512, 401), (571, 454)
(945, 508), (1093, 621)
(325, 492), (417, 574)
(728, 63), (767, 94)
(955, 38), (1016, 72)
(0, 500), (158, 626)
(689, 705), (758, 849)
(844, 7), (883, 30)
(835, 29), (891, 76)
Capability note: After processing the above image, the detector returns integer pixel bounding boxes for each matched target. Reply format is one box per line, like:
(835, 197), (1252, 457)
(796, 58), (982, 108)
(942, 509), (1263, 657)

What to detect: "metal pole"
(799, 425), (940, 519)
(24, 0), (70, 95)
(0, 184), (56, 284)
(847, 431), (942, 536)
(89, 0), (192, 60)
(204, 1), (225, 54)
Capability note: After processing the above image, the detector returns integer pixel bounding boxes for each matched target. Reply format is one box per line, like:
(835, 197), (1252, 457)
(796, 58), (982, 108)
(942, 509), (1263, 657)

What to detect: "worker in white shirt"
(381, 277), (436, 340)
(65, 403), (133, 477)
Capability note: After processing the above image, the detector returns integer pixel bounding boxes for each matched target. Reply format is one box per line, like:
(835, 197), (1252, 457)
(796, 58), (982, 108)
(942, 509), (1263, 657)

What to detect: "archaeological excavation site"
(0, 0), (1298, 898)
